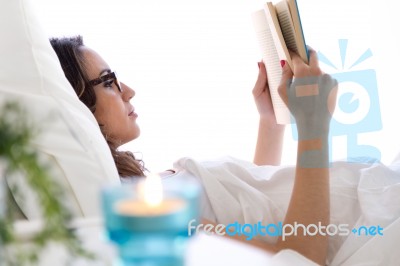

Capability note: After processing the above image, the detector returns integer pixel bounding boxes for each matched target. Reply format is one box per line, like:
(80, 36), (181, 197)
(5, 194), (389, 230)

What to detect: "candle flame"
(141, 174), (163, 207)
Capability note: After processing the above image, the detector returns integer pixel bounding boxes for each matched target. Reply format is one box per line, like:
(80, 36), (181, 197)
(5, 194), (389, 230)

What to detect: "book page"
(281, 0), (308, 63)
(264, 2), (293, 71)
(275, 1), (298, 55)
(251, 10), (291, 124)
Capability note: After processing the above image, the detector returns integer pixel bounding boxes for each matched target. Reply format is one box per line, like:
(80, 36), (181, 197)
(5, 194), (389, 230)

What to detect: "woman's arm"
(275, 49), (337, 265)
(237, 50), (337, 264)
(276, 138), (330, 264)
(252, 62), (285, 166)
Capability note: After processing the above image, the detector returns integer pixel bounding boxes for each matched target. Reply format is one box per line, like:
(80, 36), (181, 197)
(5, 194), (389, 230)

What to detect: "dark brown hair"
(50, 36), (145, 177)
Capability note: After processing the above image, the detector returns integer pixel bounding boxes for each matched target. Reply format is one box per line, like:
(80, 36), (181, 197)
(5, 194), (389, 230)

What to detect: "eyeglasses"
(88, 71), (122, 93)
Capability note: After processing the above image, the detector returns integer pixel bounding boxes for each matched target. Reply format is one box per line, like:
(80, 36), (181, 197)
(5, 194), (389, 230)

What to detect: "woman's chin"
(129, 127), (141, 141)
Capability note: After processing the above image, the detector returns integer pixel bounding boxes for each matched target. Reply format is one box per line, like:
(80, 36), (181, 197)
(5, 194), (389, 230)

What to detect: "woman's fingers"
(289, 46), (322, 76)
(307, 47), (318, 66)
(252, 61), (268, 97)
(277, 60), (293, 107)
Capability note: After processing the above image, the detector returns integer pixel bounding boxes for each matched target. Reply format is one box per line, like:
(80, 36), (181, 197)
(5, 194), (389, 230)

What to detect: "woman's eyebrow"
(98, 69), (111, 77)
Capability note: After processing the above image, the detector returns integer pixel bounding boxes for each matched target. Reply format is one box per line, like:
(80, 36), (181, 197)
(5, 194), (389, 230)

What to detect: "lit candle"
(101, 174), (200, 265)
(114, 174), (186, 216)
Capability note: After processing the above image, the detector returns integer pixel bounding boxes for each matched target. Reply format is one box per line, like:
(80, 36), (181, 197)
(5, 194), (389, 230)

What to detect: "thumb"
(277, 60), (293, 107)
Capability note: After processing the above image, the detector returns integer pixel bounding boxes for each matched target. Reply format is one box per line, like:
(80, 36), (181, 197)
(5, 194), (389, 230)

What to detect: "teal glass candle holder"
(101, 176), (201, 266)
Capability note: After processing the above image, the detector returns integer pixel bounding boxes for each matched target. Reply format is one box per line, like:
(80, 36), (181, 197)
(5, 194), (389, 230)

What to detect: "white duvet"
(166, 156), (400, 265)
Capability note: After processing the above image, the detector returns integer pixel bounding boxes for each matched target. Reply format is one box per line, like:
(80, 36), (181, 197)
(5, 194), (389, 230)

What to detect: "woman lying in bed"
(49, 36), (287, 178)
(50, 36), (338, 265)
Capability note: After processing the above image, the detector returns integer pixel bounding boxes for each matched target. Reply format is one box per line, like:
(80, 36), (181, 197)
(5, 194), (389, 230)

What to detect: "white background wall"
(35, 0), (400, 172)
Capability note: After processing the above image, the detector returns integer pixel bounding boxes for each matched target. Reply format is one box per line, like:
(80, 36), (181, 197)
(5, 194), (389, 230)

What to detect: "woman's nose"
(121, 82), (135, 100)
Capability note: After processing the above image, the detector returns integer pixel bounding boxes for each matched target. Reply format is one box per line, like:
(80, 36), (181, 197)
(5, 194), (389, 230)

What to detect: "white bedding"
(166, 156), (400, 265)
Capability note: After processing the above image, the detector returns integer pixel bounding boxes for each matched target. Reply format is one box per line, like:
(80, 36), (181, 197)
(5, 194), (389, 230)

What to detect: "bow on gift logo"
(292, 39), (382, 163)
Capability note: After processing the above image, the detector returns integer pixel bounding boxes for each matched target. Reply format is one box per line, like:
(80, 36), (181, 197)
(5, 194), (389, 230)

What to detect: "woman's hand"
(252, 61), (277, 123)
(278, 48), (338, 140)
(252, 61), (285, 166)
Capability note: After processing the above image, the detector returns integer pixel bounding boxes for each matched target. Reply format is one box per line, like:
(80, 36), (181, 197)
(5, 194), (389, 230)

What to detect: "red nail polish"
(280, 60), (286, 68)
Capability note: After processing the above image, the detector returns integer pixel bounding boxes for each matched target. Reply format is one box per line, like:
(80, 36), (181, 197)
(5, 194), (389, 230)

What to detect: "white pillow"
(0, 0), (120, 218)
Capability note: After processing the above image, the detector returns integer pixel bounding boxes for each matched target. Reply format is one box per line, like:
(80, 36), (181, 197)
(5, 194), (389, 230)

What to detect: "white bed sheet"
(164, 156), (400, 265)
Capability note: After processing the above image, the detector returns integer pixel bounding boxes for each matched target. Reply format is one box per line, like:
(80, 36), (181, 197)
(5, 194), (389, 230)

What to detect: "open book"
(252, 0), (308, 124)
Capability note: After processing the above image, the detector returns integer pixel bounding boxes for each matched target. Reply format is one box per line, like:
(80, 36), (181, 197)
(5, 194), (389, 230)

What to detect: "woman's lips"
(128, 110), (138, 118)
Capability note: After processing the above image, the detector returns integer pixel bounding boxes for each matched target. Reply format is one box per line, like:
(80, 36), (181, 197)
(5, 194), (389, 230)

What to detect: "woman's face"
(80, 46), (140, 145)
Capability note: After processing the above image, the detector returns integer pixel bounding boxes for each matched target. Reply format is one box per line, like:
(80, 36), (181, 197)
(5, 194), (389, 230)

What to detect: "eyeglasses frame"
(88, 71), (122, 93)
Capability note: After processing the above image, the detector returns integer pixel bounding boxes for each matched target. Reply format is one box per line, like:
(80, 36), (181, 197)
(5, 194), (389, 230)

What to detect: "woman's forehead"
(80, 46), (110, 76)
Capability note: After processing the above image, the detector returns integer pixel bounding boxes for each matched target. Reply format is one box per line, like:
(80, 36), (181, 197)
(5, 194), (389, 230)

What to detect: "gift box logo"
(291, 39), (382, 163)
